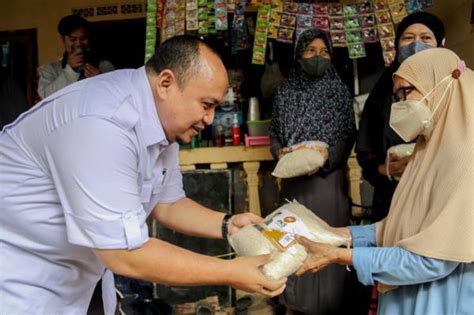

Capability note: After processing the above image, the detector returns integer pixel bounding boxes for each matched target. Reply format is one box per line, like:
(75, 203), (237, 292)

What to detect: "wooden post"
(243, 161), (261, 217)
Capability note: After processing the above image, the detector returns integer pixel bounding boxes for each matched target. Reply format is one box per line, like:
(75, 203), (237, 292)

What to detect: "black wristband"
(221, 214), (232, 240)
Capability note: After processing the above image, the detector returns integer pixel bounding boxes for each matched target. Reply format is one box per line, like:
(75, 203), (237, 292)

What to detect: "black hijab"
(270, 29), (355, 147)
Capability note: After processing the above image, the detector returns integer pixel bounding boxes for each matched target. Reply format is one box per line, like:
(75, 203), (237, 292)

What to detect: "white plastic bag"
(386, 143), (416, 180)
(272, 141), (328, 178)
(228, 201), (351, 280)
(387, 143), (416, 158)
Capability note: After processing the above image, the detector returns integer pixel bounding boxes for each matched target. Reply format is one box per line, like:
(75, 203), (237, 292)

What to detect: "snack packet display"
(374, 1), (396, 66)
(272, 141), (328, 178)
(145, 0), (157, 62)
(228, 201), (351, 280)
(215, 0), (228, 30)
(252, 6), (270, 65)
(388, 0), (408, 23)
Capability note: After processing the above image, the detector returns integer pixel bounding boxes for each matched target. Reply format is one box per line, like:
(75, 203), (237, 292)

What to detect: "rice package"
(228, 201), (351, 280)
(272, 141), (328, 178)
(386, 143), (416, 180)
(387, 143), (416, 158)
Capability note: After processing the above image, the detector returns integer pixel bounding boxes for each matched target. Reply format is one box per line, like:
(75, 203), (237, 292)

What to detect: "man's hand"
(227, 254), (287, 297)
(94, 238), (286, 297)
(294, 236), (352, 276)
(68, 50), (85, 71)
(228, 212), (264, 236)
(84, 64), (101, 78)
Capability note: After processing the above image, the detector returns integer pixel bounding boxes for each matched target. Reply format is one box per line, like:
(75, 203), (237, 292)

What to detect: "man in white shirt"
(37, 14), (114, 99)
(0, 35), (286, 315)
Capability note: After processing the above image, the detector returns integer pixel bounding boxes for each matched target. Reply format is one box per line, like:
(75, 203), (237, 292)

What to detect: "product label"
(256, 209), (312, 251)
(264, 209), (313, 238)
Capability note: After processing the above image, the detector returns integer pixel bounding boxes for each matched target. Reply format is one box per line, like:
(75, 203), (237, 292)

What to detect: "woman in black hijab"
(270, 28), (356, 314)
(356, 12), (445, 223)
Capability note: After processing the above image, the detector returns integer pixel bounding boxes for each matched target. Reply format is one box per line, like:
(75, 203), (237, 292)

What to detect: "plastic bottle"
(232, 113), (240, 146)
(214, 123), (224, 147)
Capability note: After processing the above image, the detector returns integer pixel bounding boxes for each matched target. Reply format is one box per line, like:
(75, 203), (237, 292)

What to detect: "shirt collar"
(132, 67), (169, 147)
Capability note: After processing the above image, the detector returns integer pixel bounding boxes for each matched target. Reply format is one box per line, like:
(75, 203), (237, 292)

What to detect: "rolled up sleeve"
(349, 224), (377, 247)
(44, 116), (148, 249)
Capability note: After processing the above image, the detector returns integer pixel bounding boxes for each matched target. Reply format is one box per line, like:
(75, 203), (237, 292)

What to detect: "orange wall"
(0, 0), (145, 66)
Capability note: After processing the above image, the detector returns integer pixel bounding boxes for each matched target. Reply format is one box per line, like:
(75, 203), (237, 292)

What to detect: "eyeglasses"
(393, 86), (416, 102)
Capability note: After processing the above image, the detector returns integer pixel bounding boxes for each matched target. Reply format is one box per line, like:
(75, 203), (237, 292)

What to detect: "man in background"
(37, 14), (114, 99)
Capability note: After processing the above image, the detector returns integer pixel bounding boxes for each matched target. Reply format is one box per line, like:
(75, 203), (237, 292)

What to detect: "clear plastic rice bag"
(272, 141), (328, 178)
(228, 201), (351, 280)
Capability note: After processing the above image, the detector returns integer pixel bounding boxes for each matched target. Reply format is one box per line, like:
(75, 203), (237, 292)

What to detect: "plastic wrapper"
(272, 141), (328, 178)
(228, 201), (351, 280)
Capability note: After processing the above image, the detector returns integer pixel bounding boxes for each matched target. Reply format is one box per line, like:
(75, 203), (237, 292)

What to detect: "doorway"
(90, 18), (146, 70)
(0, 28), (38, 105)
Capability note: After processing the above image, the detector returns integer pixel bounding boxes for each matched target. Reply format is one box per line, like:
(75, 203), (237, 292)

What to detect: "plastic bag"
(228, 201), (351, 280)
(272, 141), (328, 178)
(387, 143), (416, 158)
(386, 143), (416, 180)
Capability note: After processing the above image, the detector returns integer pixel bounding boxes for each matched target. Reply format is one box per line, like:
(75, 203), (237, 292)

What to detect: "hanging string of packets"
(145, 0), (158, 63)
(146, 0), (434, 64)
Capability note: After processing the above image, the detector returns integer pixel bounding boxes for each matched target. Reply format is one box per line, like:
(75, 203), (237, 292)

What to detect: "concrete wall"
(0, 0), (145, 66)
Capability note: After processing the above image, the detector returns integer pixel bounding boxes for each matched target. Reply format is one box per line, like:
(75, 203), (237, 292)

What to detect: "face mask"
(389, 74), (455, 142)
(389, 100), (434, 142)
(299, 56), (331, 77)
(397, 41), (434, 63)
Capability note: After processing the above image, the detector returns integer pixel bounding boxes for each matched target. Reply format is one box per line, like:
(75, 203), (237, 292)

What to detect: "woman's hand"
(277, 147), (292, 159)
(378, 154), (411, 178)
(294, 236), (352, 276)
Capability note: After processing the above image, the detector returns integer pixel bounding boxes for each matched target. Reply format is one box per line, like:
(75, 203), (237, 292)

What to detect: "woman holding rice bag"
(297, 48), (474, 315)
(269, 28), (356, 314)
(356, 12), (445, 222)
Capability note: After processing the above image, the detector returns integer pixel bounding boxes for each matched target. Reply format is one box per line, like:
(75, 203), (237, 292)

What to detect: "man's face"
(62, 27), (89, 55)
(155, 48), (228, 144)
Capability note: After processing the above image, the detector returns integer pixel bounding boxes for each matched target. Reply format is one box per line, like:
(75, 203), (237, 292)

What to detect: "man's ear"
(156, 69), (176, 97)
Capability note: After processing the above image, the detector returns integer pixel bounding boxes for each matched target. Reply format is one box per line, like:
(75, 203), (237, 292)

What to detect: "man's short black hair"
(57, 14), (90, 37)
(145, 35), (221, 88)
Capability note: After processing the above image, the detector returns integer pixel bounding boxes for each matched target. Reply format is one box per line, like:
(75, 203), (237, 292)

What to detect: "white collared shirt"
(0, 67), (185, 314)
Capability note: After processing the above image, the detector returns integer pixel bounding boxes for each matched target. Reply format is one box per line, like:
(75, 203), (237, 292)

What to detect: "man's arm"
(152, 198), (225, 238)
(151, 198), (264, 238)
(94, 238), (286, 296)
(38, 63), (80, 99)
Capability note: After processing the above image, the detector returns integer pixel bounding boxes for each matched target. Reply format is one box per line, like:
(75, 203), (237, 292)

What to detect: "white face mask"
(389, 74), (454, 142)
(389, 99), (433, 142)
